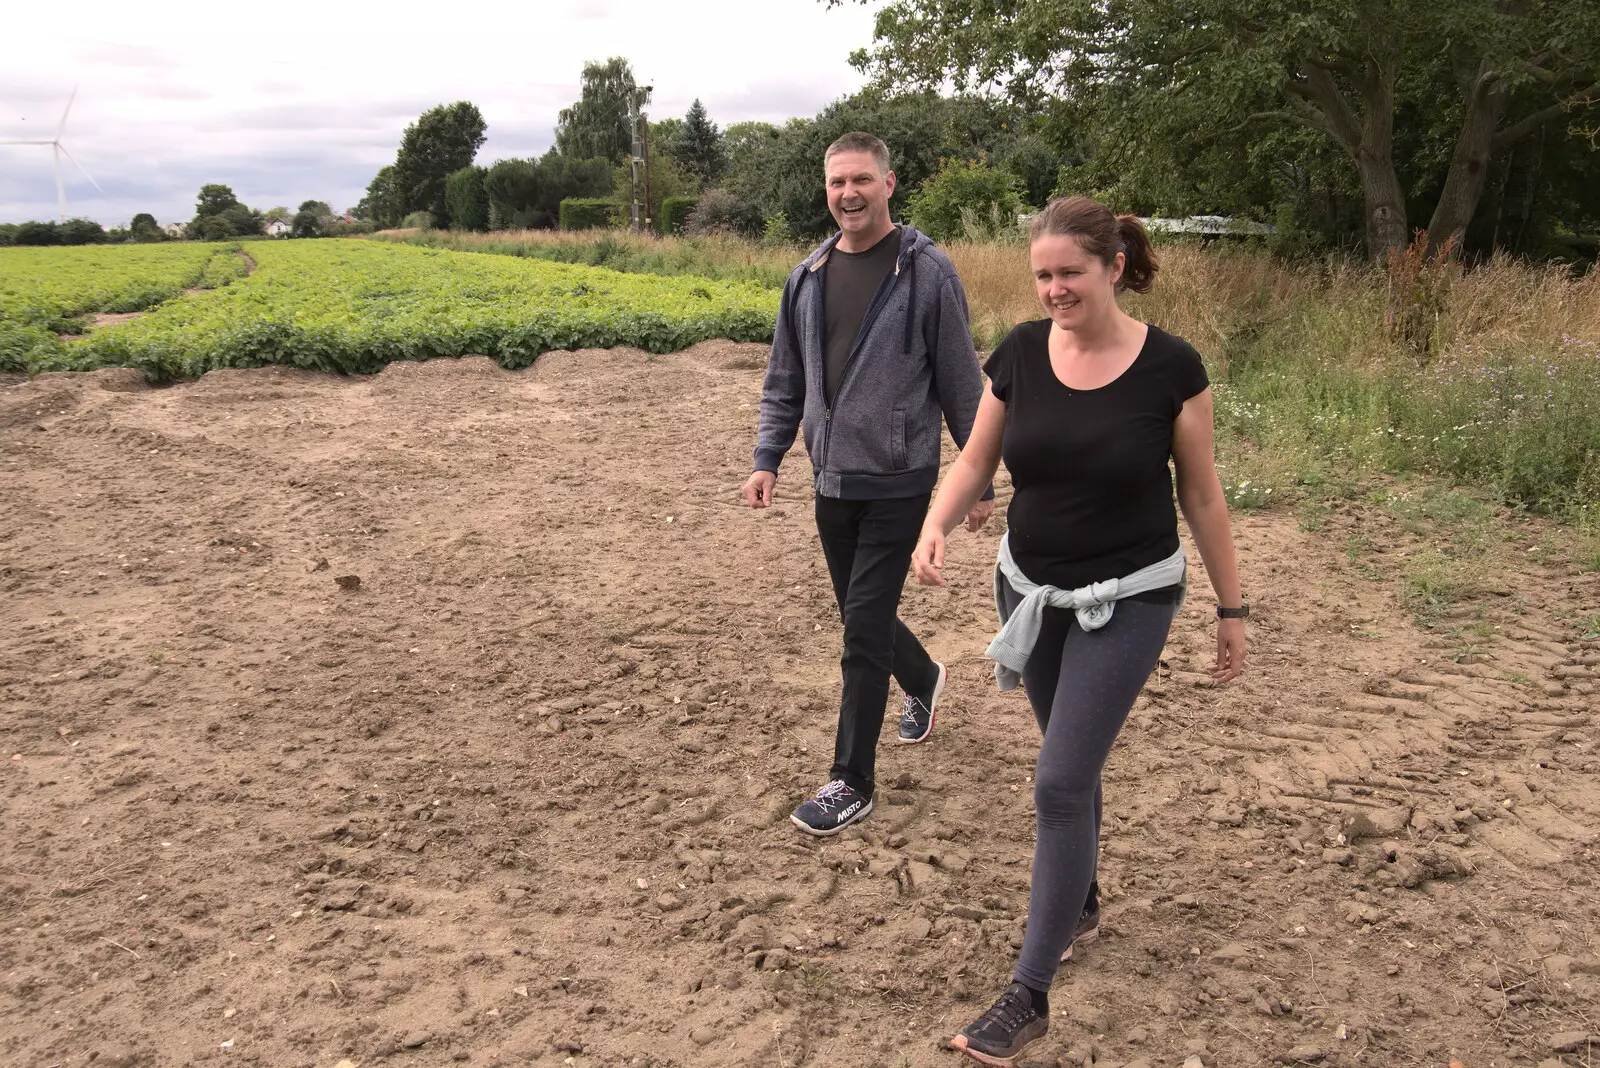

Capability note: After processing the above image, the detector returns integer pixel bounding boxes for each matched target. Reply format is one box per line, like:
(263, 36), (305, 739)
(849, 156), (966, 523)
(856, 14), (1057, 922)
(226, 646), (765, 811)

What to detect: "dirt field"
(2, 344), (1597, 1068)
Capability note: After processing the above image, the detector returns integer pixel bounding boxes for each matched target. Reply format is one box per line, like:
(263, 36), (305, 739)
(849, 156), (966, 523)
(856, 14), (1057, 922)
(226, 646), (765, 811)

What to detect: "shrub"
(683, 189), (762, 238)
(761, 211), (795, 247)
(661, 196), (698, 236)
(13, 221), (62, 246)
(401, 210), (436, 230)
(445, 165), (489, 232)
(906, 158), (1023, 243)
(59, 218), (107, 245)
(559, 198), (621, 231)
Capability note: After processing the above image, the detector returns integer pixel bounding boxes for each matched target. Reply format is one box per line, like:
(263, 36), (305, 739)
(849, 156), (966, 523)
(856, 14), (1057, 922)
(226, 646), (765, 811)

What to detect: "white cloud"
(0, 0), (880, 225)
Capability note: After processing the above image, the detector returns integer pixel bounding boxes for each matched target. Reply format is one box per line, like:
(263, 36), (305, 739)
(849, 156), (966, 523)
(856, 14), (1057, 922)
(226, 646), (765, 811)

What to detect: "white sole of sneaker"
(1060, 924), (1099, 961)
(790, 798), (874, 837)
(948, 1030), (1041, 1066)
(897, 661), (946, 745)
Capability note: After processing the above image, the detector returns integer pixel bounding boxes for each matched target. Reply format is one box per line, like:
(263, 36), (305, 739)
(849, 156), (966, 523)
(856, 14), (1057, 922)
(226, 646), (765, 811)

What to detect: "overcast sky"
(0, 0), (880, 226)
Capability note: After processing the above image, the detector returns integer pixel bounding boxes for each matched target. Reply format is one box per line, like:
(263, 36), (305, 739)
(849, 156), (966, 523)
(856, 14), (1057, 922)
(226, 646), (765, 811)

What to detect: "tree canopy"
(555, 57), (650, 163)
(844, 0), (1600, 256)
(393, 102), (487, 227)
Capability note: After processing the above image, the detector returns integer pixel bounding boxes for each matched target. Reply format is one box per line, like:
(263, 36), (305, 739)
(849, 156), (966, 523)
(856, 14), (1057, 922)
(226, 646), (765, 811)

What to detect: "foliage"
(684, 189), (764, 238)
(13, 222), (62, 246)
(445, 166), (489, 232)
(661, 196), (698, 236)
(559, 198), (622, 231)
(130, 213), (165, 242)
(60, 218), (107, 246)
(848, 0), (1600, 259)
(905, 158), (1023, 242)
(14, 241), (779, 379)
(401, 211), (436, 230)
(371, 228), (798, 288)
(555, 57), (649, 164)
(187, 184), (262, 240)
(761, 211), (796, 248)
(612, 151), (694, 232)
(671, 99), (728, 186)
(0, 242), (245, 370)
(357, 165), (404, 229)
(393, 102), (487, 226)
(483, 153), (614, 230)
(292, 201), (336, 239)
(726, 90), (1063, 238)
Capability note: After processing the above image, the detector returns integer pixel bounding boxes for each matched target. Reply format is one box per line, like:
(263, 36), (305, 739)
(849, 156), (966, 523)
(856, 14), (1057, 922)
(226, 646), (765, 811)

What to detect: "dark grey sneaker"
(948, 982), (1048, 1066)
(896, 661), (947, 744)
(1061, 882), (1100, 962)
(790, 779), (873, 837)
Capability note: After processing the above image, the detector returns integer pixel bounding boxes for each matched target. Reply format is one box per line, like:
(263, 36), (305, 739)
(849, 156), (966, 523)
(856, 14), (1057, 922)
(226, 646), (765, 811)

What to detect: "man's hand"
(964, 498), (995, 532)
(742, 470), (777, 508)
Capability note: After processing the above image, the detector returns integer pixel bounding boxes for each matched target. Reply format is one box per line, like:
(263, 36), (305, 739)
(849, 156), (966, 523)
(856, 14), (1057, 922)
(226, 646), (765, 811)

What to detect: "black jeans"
(814, 492), (940, 796)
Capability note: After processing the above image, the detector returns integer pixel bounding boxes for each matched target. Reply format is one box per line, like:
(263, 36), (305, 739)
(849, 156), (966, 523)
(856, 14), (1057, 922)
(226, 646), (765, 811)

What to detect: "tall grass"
(374, 227), (1598, 517)
(370, 228), (801, 289)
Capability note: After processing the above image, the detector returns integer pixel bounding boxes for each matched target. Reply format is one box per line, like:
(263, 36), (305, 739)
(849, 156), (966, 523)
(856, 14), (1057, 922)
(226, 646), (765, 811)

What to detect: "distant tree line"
(0, 214), (168, 247)
(353, 16), (1595, 261)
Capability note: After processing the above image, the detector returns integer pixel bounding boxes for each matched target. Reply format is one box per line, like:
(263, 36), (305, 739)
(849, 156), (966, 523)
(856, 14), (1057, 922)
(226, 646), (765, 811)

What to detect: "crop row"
(10, 241), (779, 379)
(0, 243), (249, 372)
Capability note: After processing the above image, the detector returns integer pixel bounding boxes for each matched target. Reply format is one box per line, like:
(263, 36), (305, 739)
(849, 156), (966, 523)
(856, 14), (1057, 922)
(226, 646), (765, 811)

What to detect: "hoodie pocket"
(890, 409), (907, 470)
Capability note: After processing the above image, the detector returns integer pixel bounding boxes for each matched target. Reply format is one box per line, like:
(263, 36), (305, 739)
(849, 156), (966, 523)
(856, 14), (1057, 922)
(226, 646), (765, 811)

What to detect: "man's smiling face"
(825, 150), (896, 245)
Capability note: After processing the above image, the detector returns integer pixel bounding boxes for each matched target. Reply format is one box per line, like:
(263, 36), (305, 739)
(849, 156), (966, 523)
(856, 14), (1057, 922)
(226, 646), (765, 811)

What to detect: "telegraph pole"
(641, 114), (653, 235)
(627, 95), (642, 235)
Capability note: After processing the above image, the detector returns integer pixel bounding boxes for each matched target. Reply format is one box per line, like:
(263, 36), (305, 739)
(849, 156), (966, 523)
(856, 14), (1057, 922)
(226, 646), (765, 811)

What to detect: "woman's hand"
(912, 528), (948, 587)
(1211, 617), (1246, 683)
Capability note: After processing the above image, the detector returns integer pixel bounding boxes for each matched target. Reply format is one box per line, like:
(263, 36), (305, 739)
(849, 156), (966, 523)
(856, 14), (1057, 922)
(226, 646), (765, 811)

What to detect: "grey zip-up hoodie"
(752, 224), (991, 500)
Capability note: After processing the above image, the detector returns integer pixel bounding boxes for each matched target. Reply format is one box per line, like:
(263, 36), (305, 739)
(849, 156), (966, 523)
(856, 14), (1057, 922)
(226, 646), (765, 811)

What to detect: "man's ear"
(884, 170), (896, 198)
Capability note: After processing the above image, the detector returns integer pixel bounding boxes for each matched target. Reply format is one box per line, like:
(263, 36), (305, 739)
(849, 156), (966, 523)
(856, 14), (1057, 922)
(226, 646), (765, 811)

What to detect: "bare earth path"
(2, 345), (1596, 1068)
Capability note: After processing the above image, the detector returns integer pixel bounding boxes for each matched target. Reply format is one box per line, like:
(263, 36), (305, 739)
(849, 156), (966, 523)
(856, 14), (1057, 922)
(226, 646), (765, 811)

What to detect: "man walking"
(741, 131), (992, 837)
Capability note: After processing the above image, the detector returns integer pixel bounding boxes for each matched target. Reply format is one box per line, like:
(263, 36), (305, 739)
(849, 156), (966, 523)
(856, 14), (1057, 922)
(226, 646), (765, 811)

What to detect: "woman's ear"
(1110, 251), (1126, 287)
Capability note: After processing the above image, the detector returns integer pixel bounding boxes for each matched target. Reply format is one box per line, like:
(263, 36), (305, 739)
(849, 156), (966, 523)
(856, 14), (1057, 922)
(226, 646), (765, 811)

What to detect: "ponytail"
(1114, 214), (1158, 293)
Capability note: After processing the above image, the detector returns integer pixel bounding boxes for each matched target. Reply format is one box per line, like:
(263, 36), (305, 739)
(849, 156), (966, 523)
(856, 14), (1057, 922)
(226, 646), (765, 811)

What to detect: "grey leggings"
(1004, 579), (1177, 992)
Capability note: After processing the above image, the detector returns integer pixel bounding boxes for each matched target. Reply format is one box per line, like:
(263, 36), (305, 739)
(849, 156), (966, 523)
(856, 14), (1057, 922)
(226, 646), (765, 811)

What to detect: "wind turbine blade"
(0, 140), (55, 145)
(57, 84), (79, 141)
(55, 144), (66, 222)
(57, 142), (104, 192)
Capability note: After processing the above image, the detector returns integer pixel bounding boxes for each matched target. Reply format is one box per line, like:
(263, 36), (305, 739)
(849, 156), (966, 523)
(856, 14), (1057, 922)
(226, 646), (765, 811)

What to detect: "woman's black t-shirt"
(983, 319), (1209, 590)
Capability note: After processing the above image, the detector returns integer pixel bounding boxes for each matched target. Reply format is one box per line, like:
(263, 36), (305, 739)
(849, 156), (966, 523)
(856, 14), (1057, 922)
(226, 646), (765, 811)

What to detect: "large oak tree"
(842, 0), (1599, 256)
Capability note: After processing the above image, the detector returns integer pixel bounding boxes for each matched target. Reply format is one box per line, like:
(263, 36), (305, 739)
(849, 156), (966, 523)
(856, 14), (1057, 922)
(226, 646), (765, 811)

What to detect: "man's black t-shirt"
(823, 226), (902, 404)
(983, 319), (1209, 589)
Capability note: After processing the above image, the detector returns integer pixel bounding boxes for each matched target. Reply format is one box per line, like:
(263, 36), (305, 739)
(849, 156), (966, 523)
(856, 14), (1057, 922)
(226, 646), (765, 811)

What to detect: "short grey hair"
(824, 131), (891, 175)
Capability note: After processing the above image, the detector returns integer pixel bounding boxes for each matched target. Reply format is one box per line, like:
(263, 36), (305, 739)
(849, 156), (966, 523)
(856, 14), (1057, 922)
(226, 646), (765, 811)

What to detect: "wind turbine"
(1, 86), (104, 222)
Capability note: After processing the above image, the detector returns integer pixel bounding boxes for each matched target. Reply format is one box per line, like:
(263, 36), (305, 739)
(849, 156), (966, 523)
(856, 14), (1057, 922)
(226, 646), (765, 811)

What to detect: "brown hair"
(824, 131), (891, 175)
(1027, 195), (1159, 293)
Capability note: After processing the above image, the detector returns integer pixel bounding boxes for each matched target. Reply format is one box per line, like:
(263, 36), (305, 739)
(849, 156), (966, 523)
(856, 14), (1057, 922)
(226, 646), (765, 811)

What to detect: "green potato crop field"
(0, 239), (779, 379)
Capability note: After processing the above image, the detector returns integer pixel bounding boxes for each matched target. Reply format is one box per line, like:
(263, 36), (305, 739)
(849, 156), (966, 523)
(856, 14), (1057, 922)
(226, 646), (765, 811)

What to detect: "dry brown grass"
(373, 227), (1599, 367)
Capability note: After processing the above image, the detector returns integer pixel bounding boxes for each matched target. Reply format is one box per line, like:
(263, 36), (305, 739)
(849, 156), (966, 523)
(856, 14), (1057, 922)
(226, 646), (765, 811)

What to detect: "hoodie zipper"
(818, 238), (913, 478)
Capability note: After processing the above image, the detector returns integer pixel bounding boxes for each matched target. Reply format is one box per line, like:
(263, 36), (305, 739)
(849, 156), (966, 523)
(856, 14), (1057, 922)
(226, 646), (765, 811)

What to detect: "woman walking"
(911, 196), (1247, 1065)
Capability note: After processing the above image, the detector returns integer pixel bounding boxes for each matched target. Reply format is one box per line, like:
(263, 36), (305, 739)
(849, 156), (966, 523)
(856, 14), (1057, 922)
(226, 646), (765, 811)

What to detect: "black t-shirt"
(823, 226), (902, 404)
(983, 319), (1209, 589)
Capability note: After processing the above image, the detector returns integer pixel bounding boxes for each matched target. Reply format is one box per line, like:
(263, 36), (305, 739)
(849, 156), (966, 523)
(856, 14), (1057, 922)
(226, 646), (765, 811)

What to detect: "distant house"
(264, 218), (292, 237)
(163, 222), (185, 238)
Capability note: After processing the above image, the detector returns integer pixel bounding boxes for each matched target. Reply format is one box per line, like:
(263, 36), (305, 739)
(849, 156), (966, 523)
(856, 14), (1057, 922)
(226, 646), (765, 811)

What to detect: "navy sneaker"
(948, 982), (1048, 1065)
(790, 779), (873, 837)
(896, 661), (947, 744)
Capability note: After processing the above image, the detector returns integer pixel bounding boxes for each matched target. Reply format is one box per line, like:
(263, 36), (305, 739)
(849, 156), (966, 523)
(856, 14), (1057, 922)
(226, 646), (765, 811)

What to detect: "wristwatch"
(1217, 604), (1250, 619)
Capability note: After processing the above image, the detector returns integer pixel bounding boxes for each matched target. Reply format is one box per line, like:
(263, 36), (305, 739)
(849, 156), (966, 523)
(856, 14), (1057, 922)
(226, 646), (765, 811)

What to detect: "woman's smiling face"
(1030, 233), (1124, 330)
